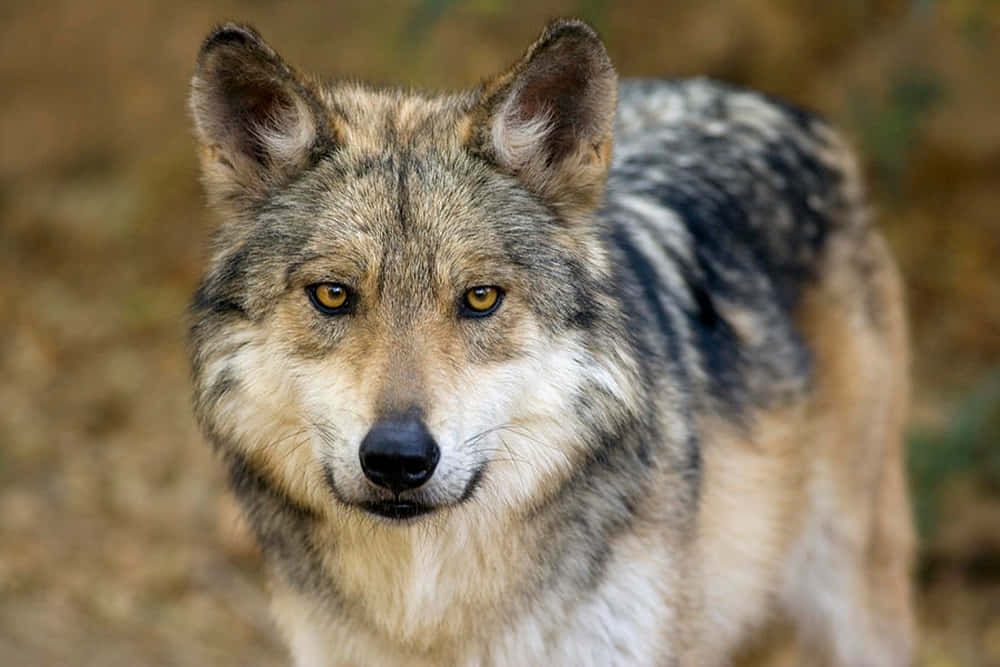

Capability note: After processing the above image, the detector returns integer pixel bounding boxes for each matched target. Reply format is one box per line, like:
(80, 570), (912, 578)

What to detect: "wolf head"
(189, 21), (639, 525)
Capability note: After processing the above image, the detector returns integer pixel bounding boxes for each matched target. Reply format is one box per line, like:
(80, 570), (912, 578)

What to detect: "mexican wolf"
(188, 18), (914, 666)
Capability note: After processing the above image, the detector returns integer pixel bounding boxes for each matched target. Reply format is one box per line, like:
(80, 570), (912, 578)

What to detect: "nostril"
(402, 456), (429, 477)
(361, 452), (394, 478)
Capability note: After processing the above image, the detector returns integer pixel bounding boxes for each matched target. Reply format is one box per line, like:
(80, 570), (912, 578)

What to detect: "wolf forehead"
(191, 110), (606, 327)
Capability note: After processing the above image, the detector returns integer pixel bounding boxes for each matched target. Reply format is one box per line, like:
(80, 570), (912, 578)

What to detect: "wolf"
(188, 19), (914, 666)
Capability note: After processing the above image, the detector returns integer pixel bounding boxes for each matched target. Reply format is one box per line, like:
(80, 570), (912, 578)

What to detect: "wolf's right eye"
(307, 283), (352, 315)
(461, 286), (503, 317)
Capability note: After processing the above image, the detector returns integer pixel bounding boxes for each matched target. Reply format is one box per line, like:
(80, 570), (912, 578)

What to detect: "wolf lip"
(360, 500), (433, 520)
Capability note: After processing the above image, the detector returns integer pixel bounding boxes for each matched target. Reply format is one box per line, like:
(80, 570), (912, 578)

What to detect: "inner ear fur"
(467, 19), (618, 218)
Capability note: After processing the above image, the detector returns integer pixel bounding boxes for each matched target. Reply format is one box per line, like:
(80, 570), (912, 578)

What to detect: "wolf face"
(189, 22), (639, 526)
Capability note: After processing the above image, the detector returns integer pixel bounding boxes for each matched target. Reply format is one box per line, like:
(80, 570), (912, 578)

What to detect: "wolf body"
(189, 20), (914, 666)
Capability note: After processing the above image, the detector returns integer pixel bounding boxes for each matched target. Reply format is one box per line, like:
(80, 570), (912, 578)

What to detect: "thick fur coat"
(188, 20), (914, 666)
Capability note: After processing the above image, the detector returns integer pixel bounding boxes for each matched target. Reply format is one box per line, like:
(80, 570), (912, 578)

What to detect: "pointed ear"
(467, 20), (617, 218)
(189, 24), (331, 210)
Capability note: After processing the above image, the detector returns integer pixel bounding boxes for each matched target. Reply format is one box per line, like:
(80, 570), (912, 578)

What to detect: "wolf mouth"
(325, 464), (486, 521)
(360, 500), (433, 520)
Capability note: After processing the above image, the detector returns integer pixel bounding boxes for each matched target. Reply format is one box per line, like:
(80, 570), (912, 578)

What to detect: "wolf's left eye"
(461, 286), (503, 317)
(307, 283), (352, 315)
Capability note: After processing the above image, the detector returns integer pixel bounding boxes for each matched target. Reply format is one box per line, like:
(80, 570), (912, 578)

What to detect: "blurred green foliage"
(909, 369), (1000, 539)
(852, 68), (945, 200)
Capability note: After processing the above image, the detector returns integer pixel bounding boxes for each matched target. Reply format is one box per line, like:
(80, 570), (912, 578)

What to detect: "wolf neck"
(317, 507), (533, 648)
(290, 419), (662, 658)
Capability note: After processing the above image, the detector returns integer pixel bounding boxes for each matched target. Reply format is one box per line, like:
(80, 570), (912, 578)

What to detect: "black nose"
(359, 415), (440, 493)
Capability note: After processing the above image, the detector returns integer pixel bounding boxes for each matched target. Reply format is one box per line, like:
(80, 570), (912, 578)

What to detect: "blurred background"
(1, 0), (997, 664)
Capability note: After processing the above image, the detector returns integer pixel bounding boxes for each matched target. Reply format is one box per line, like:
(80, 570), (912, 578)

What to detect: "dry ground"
(1, 1), (998, 664)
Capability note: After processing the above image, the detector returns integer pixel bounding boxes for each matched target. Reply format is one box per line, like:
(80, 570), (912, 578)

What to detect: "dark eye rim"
(306, 282), (354, 316)
(459, 286), (504, 319)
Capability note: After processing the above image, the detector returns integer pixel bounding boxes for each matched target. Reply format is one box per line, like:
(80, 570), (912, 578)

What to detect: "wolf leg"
(780, 446), (914, 667)
(781, 242), (914, 666)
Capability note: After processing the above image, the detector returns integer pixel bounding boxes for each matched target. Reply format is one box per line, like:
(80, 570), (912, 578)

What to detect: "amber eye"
(307, 283), (351, 314)
(461, 286), (503, 317)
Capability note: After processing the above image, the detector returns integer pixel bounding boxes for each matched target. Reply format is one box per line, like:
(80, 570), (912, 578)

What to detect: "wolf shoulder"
(604, 78), (895, 413)
(609, 77), (869, 288)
